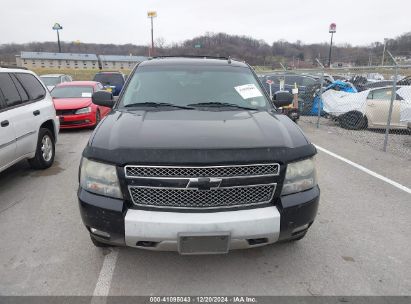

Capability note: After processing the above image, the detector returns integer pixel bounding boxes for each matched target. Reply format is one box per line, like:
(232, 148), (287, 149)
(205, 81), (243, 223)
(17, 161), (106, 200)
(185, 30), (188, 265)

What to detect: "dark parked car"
(78, 57), (320, 254)
(92, 71), (126, 96)
(260, 73), (318, 97)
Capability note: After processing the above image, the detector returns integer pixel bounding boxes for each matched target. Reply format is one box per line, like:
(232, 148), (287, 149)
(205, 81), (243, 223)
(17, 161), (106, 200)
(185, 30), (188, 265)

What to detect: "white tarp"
(397, 86), (411, 122)
(322, 86), (411, 122)
(322, 89), (370, 116)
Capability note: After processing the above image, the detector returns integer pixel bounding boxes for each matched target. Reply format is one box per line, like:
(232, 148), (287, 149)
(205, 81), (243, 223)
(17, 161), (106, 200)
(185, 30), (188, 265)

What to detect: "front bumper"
(78, 186), (320, 251)
(124, 206), (280, 251)
(58, 112), (96, 129)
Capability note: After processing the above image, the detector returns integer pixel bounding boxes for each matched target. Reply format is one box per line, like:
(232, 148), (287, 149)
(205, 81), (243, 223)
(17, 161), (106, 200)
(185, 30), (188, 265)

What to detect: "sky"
(0, 0), (410, 46)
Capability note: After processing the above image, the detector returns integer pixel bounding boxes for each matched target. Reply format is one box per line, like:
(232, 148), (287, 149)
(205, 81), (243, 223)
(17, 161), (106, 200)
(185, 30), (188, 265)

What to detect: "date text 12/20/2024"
(149, 296), (257, 303)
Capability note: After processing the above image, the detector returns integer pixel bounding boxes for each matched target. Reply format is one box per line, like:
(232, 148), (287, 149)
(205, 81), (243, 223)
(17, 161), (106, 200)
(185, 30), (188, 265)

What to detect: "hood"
(53, 98), (92, 110)
(84, 110), (315, 165)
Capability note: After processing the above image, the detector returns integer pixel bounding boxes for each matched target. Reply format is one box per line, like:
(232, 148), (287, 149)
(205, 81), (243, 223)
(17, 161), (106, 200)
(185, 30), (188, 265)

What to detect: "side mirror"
(92, 91), (114, 108)
(273, 91), (293, 108)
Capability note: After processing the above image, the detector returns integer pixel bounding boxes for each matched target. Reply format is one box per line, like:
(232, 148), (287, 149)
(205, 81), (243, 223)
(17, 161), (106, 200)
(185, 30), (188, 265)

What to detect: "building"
(16, 52), (99, 69)
(99, 55), (148, 70)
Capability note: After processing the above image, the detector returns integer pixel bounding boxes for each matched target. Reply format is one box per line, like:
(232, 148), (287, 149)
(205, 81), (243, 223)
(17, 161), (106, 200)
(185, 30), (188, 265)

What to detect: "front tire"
(28, 128), (55, 169)
(92, 110), (101, 129)
(339, 111), (367, 130)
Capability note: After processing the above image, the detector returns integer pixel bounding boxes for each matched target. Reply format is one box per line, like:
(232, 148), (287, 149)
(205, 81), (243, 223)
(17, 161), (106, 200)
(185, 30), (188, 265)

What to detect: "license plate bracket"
(178, 232), (230, 255)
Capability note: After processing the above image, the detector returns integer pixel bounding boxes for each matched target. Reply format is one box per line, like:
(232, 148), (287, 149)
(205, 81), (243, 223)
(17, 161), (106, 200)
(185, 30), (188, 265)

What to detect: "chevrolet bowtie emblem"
(187, 177), (222, 190)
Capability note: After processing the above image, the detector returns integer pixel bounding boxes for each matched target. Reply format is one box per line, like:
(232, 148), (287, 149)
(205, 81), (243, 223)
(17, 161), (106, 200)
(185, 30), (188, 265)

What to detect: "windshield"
(93, 73), (124, 87)
(51, 86), (93, 98)
(40, 76), (61, 86)
(120, 66), (269, 109)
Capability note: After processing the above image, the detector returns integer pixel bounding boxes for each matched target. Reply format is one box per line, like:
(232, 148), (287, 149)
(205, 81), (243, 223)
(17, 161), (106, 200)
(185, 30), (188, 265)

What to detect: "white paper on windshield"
(234, 84), (263, 99)
(82, 92), (92, 97)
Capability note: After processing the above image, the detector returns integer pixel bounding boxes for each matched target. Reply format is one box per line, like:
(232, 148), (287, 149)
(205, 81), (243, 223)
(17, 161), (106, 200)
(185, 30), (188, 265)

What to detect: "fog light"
(85, 119), (90, 123)
(90, 227), (110, 239)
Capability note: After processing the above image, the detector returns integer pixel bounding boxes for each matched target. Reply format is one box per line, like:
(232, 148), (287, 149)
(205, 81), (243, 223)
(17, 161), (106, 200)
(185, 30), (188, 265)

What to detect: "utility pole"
(147, 11), (157, 57)
(52, 23), (63, 53)
(328, 23), (336, 67)
(382, 51), (398, 152)
(381, 38), (388, 66)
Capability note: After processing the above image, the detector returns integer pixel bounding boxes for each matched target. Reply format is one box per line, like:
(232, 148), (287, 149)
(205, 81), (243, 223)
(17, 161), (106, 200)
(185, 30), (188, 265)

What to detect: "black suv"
(93, 71), (126, 96)
(78, 57), (319, 254)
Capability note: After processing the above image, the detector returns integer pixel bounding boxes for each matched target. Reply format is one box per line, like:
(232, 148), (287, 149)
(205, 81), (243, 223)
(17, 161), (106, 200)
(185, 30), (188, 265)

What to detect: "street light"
(147, 11), (157, 57)
(328, 23), (336, 68)
(52, 23), (63, 53)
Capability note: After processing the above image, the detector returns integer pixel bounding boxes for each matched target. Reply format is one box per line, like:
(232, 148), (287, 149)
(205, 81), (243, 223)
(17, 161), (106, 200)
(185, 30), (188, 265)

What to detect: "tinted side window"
(10, 74), (29, 102)
(284, 76), (302, 86)
(0, 90), (5, 109)
(0, 73), (22, 107)
(16, 73), (46, 100)
(301, 77), (316, 87)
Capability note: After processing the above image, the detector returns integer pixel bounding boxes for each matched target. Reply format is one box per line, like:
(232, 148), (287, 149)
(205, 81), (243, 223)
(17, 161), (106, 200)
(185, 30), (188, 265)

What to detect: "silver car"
(40, 74), (72, 91)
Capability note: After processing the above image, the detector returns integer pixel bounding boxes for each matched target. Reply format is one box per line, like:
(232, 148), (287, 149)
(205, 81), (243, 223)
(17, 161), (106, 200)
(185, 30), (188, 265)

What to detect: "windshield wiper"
(187, 102), (258, 111)
(124, 102), (194, 109)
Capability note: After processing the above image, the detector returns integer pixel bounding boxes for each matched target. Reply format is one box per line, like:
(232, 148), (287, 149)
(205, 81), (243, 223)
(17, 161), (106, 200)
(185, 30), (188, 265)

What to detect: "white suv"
(0, 67), (59, 172)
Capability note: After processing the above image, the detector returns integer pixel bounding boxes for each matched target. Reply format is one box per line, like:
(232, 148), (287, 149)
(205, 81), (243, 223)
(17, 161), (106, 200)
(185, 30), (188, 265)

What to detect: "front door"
(0, 74), (18, 169)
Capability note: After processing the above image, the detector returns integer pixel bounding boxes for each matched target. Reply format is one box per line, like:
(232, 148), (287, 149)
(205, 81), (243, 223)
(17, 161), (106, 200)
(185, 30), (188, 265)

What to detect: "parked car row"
(37, 71), (127, 129)
(258, 71), (411, 131)
(39, 71), (127, 96)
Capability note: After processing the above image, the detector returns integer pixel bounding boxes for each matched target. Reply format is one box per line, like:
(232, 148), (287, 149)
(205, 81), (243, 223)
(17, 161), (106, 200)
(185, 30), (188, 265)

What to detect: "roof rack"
(0, 66), (28, 70)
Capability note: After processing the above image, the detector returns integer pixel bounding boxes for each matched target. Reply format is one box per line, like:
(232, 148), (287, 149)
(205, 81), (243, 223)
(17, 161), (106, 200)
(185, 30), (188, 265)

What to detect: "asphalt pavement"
(0, 126), (410, 296)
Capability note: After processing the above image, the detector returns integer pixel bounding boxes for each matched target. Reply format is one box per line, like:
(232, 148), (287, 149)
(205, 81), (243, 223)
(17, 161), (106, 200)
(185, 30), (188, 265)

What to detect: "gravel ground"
(299, 116), (411, 160)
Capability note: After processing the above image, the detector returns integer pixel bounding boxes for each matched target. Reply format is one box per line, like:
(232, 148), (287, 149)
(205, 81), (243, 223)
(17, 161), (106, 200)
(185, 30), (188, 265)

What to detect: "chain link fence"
(255, 61), (411, 160)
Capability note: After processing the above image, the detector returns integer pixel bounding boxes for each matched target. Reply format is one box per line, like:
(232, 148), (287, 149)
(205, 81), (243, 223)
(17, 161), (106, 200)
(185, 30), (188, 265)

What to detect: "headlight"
(80, 158), (123, 199)
(281, 157), (317, 196)
(75, 107), (91, 114)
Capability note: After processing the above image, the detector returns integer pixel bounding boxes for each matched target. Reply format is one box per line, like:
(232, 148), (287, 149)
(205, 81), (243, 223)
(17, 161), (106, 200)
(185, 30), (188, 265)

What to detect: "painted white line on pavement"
(314, 144), (411, 195)
(91, 248), (119, 301)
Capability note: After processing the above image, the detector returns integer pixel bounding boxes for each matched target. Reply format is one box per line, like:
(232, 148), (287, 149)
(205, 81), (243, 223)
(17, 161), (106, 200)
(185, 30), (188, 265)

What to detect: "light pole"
(381, 38), (388, 66)
(147, 11), (157, 57)
(328, 23), (336, 68)
(52, 23), (63, 53)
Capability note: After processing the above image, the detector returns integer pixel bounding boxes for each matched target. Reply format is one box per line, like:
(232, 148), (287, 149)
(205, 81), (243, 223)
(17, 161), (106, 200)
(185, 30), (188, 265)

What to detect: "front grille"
(60, 120), (88, 125)
(125, 163), (279, 178)
(56, 109), (77, 116)
(129, 184), (276, 209)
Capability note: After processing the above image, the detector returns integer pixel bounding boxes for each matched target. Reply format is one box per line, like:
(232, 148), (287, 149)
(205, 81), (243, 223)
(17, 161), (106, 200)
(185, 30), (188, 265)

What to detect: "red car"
(51, 81), (111, 129)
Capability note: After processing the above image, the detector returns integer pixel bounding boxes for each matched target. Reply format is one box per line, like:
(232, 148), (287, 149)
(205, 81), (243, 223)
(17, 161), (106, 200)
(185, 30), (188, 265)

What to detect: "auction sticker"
(234, 84), (263, 99)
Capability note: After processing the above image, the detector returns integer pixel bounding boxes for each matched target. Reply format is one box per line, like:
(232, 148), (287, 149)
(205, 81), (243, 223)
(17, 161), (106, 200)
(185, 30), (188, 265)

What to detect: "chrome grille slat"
(128, 184), (276, 209)
(125, 163), (279, 178)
